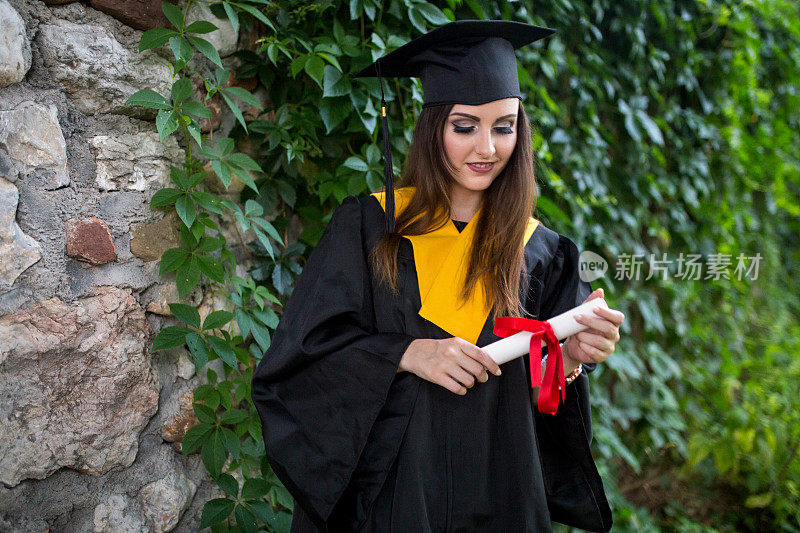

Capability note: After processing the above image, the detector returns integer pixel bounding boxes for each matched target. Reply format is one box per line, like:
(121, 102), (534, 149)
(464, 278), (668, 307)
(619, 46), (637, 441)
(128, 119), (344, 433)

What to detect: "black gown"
(250, 195), (612, 532)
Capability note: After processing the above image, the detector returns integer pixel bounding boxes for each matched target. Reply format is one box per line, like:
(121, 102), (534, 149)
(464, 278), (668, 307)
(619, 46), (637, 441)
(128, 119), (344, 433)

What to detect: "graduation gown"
(250, 193), (612, 532)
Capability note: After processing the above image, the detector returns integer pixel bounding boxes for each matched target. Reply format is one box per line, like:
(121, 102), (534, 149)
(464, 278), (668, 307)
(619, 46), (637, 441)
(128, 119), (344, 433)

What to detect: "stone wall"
(0, 1), (242, 530)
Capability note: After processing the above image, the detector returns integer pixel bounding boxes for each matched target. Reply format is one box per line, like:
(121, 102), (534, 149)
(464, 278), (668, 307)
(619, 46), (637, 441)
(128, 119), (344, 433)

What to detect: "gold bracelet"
(565, 363), (583, 386)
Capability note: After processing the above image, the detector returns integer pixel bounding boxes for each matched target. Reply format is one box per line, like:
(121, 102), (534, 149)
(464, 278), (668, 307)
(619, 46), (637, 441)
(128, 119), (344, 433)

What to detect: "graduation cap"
(354, 20), (556, 233)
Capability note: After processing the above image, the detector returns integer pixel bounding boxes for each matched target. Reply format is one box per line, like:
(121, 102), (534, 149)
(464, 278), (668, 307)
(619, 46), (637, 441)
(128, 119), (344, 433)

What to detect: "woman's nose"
(475, 130), (496, 158)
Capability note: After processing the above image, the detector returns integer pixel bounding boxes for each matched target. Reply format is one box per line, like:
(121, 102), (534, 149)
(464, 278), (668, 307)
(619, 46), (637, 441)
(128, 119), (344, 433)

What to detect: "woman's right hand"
(397, 338), (502, 395)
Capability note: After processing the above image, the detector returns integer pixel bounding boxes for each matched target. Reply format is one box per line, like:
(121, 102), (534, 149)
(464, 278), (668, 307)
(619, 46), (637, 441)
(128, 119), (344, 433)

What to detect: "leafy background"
(133, 0), (800, 530)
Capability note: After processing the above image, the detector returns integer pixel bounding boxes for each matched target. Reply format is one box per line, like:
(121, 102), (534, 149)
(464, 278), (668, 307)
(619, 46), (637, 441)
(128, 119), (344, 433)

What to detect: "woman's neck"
(449, 186), (483, 222)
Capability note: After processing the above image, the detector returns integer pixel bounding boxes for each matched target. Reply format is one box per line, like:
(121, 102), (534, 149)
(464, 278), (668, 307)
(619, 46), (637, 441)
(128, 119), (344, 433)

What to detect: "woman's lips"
(466, 162), (495, 173)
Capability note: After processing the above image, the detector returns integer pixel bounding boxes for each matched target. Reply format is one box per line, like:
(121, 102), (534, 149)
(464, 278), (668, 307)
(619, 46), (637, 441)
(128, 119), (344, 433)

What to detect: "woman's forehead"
(449, 98), (519, 120)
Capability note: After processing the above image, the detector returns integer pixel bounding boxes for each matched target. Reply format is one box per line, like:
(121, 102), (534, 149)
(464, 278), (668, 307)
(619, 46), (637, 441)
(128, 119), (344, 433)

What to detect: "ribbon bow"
(493, 317), (565, 415)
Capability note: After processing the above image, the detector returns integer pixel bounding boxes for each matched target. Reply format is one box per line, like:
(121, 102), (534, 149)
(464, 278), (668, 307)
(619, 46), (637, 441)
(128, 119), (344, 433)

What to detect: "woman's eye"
(452, 125), (475, 134)
(494, 126), (514, 135)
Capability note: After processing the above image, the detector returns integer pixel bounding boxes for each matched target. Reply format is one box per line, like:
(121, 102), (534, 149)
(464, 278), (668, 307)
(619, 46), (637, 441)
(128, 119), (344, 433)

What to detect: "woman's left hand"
(563, 288), (624, 371)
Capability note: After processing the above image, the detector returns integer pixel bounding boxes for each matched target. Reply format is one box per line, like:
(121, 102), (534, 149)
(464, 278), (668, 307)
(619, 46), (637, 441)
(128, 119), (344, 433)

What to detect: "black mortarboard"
(354, 20), (556, 232)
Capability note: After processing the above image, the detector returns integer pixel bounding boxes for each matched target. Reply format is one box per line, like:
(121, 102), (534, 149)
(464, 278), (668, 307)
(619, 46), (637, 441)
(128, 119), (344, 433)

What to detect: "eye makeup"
(450, 123), (515, 135)
(448, 112), (517, 135)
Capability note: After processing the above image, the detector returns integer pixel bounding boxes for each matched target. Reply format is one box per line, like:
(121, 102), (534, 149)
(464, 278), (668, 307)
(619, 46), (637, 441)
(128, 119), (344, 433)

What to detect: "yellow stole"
(372, 187), (539, 345)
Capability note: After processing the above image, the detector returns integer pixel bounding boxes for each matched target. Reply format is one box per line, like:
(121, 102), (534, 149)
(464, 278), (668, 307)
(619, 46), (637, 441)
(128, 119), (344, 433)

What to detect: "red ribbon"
(493, 317), (565, 415)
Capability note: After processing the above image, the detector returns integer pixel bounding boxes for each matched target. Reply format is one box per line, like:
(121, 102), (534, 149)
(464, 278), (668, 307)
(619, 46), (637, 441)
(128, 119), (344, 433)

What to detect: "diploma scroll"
(483, 297), (609, 365)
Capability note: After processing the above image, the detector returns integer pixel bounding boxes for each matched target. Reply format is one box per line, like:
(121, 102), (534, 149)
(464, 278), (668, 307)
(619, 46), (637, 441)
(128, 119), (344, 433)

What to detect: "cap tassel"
(376, 62), (395, 234)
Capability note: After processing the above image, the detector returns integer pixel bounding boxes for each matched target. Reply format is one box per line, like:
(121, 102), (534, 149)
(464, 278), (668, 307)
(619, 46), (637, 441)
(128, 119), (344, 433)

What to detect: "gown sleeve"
(250, 196), (415, 531)
(533, 234), (613, 533)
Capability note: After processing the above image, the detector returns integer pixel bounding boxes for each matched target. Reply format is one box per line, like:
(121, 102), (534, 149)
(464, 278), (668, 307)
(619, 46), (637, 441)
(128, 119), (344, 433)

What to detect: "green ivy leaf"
(171, 77), (193, 104)
(182, 100), (213, 118)
(193, 402), (217, 424)
(168, 36), (195, 67)
(207, 335), (237, 368)
(150, 188), (183, 208)
(636, 109), (665, 146)
(185, 20), (218, 34)
(194, 384), (219, 408)
(407, 6), (428, 33)
(290, 55), (307, 78)
(216, 472), (239, 497)
(183, 422), (214, 454)
(365, 170), (382, 192)
(197, 255), (226, 283)
(227, 152), (262, 172)
(194, 191), (224, 214)
(125, 89), (170, 110)
(199, 497), (235, 528)
(223, 86), (261, 108)
(196, 236), (224, 253)
(251, 218), (283, 245)
(316, 51), (341, 72)
(248, 499), (275, 526)
(203, 310), (235, 331)
(161, 1), (185, 30)
(186, 332), (209, 372)
(271, 485), (294, 511)
(304, 55), (325, 88)
(175, 194), (197, 228)
(220, 92), (248, 131)
(252, 307), (279, 328)
(249, 320), (271, 351)
(201, 430), (226, 478)
(139, 28), (178, 51)
(234, 503), (259, 533)
(227, 161), (259, 193)
(176, 257), (201, 299)
(343, 156), (368, 172)
(415, 3), (450, 25)
(220, 426), (241, 458)
(159, 247), (189, 274)
(170, 165), (190, 188)
(188, 35), (224, 68)
(253, 228), (275, 260)
(168, 303), (200, 328)
(323, 66), (351, 98)
(319, 98), (349, 133)
(211, 160), (233, 188)
(241, 477), (270, 499)
(234, 309), (253, 339)
(220, 408), (249, 425)
(153, 325), (192, 350)
(222, 1), (239, 34)
(233, 2), (276, 32)
(156, 109), (180, 140)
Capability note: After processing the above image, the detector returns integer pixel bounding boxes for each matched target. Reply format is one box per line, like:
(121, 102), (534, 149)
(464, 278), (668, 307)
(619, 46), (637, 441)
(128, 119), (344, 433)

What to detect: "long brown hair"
(370, 100), (537, 320)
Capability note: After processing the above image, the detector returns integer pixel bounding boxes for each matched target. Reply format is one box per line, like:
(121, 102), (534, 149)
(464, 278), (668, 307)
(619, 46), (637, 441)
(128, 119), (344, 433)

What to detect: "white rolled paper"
(483, 298), (609, 365)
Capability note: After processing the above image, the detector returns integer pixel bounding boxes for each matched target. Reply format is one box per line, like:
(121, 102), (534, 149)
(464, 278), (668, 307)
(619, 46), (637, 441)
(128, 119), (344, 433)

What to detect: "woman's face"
(442, 97), (519, 198)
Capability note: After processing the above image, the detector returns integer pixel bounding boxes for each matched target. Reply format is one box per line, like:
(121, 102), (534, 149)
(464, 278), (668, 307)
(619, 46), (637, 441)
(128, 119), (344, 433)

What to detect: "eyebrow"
(449, 112), (517, 123)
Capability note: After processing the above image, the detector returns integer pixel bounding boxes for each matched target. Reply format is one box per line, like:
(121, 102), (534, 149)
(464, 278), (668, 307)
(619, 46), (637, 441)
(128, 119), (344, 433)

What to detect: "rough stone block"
(0, 102), (69, 189)
(139, 469), (197, 532)
(0, 177), (41, 287)
(89, 0), (171, 31)
(37, 18), (173, 116)
(130, 212), (180, 262)
(0, 287), (159, 487)
(66, 217), (118, 265)
(0, 0), (31, 88)
(89, 132), (183, 191)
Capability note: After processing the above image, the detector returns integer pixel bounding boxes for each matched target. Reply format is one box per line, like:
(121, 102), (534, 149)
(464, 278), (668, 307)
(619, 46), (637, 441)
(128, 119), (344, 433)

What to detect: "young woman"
(252, 20), (624, 533)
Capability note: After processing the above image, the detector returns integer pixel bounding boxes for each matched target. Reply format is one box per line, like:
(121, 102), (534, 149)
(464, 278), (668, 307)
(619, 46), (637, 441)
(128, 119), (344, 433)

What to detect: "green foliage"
(132, 0), (800, 530)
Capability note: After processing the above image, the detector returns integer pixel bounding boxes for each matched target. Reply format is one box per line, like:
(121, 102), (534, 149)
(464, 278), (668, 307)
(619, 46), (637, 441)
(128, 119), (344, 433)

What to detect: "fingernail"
(575, 314), (584, 320)
(496, 369), (502, 376)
